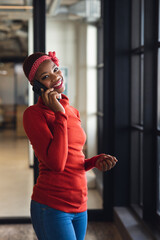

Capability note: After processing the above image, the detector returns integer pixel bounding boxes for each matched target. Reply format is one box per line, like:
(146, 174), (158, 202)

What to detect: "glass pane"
(0, 6), (33, 218)
(130, 131), (143, 216)
(98, 116), (103, 154)
(159, 0), (160, 41)
(131, 0), (141, 49)
(157, 49), (160, 129)
(157, 137), (160, 215)
(97, 25), (103, 65)
(130, 131), (140, 205)
(97, 68), (103, 113)
(139, 132), (143, 207)
(131, 55), (140, 125)
(140, 54), (144, 125)
(0, 63), (33, 217)
(140, 0), (144, 46)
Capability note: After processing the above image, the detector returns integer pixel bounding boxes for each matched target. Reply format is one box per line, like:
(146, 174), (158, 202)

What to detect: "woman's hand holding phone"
(41, 88), (65, 113)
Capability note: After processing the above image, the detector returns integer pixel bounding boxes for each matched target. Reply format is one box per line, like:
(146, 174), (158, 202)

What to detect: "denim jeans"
(30, 200), (88, 240)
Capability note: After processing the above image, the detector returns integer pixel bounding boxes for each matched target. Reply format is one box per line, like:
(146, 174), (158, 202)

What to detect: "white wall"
(86, 25), (97, 158)
(28, 18), (78, 107)
(28, 18), (34, 107)
(46, 19), (77, 107)
(76, 22), (87, 131)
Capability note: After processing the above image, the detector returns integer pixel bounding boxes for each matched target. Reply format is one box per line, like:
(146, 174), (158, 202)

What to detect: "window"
(130, 0), (144, 217)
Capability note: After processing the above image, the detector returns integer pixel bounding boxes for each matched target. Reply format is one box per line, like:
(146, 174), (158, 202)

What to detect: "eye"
(54, 67), (59, 72)
(42, 75), (49, 80)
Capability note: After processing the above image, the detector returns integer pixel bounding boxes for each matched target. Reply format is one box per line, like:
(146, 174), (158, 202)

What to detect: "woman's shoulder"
(24, 104), (39, 113)
(23, 104), (43, 119)
(67, 105), (80, 118)
(69, 105), (78, 112)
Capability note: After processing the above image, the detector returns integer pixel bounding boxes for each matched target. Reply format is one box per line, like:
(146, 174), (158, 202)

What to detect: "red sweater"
(23, 94), (100, 213)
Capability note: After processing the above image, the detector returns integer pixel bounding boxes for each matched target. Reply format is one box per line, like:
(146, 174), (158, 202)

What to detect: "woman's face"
(35, 59), (65, 93)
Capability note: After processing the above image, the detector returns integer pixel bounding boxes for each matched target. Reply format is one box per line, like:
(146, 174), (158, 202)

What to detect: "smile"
(53, 78), (64, 89)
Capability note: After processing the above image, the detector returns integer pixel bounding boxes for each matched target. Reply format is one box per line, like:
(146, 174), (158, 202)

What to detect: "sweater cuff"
(84, 154), (102, 171)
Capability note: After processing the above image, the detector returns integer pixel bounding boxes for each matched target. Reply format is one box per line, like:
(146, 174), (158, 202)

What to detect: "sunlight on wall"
(86, 25), (97, 158)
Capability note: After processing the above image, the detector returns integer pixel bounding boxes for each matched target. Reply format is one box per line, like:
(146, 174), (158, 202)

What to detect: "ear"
(31, 79), (39, 86)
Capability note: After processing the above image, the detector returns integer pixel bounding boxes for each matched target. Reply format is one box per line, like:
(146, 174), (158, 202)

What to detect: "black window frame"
(130, 0), (144, 217)
(131, 0), (160, 228)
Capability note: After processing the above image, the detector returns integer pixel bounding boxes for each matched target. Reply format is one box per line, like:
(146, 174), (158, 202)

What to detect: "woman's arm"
(84, 154), (103, 171)
(23, 107), (68, 172)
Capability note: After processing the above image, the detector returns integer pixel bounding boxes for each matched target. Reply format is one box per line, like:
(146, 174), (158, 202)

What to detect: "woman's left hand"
(95, 154), (118, 172)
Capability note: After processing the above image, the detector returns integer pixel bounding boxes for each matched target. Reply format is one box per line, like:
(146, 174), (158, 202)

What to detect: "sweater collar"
(37, 94), (69, 111)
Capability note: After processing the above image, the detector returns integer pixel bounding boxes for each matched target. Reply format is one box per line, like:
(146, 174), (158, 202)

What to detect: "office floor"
(0, 222), (123, 240)
(0, 130), (102, 218)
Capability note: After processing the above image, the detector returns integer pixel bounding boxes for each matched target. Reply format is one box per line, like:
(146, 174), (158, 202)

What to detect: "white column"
(86, 25), (97, 158)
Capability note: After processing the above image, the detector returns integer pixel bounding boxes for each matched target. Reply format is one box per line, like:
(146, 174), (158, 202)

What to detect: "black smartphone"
(32, 80), (48, 96)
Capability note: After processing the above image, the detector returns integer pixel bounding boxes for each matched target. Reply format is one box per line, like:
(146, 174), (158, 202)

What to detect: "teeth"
(54, 79), (62, 87)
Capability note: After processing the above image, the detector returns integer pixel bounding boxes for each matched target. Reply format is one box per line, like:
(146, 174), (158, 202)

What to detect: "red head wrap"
(23, 51), (59, 83)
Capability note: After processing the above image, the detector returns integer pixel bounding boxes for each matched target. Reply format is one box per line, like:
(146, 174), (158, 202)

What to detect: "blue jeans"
(30, 200), (88, 240)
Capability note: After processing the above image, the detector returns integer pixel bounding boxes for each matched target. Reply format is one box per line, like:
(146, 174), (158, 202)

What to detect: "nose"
(50, 72), (59, 82)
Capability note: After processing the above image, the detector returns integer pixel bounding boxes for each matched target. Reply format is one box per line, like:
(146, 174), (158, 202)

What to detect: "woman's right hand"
(41, 88), (65, 113)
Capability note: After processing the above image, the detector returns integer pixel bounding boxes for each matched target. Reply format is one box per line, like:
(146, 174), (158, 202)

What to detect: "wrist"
(50, 101), (65, 113)
(51, 105), (65, 113)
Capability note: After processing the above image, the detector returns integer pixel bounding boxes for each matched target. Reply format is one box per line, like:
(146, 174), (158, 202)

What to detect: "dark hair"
(23, 52), (46, 80)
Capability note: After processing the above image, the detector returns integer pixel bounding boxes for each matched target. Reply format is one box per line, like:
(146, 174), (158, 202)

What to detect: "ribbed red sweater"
(23, 94), (101, 213)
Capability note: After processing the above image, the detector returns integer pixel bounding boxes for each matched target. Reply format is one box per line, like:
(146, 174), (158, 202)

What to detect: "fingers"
(41, 88), (60, 104)
(104, 155), (118, 168)
(96, 154), (118, 172)
(102, 160), (109, 171)
(41, 88), (65, 113)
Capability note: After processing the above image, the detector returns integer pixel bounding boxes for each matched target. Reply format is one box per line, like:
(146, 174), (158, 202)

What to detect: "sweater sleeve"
(23, 107), (68, 172)
(84, 154), (103, 171)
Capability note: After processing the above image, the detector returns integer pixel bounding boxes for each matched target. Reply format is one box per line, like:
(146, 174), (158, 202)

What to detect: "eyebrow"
(39, 64), (57, 78)
(40, 72), (48, 77)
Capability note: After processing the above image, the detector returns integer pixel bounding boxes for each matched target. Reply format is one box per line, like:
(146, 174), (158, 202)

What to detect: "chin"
(56, 87), (65, 94)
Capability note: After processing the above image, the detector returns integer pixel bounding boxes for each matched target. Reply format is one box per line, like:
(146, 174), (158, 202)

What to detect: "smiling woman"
(22, 51), (118, 240)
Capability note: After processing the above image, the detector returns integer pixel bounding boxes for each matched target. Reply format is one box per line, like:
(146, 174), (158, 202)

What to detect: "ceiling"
(0, 0), (100, 21)
(0, 0), (100, 58)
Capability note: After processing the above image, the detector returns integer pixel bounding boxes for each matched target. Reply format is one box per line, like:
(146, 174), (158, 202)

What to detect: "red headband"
(28, 51), (59, 82)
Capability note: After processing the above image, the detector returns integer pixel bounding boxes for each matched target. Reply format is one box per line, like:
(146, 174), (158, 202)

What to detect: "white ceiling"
(0, 0), (82, 20)
(61, 0), (79, 5)
(0, 0), (100, 21)
(0, 0), (32, 5)
(0, 0), (100, 57)
(0, 0), (24, 4)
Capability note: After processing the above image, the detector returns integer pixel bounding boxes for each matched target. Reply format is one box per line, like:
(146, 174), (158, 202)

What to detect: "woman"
(23, 51), (118, 240)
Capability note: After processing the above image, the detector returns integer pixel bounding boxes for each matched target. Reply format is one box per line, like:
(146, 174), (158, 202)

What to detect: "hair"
(23, 52), (46, 83)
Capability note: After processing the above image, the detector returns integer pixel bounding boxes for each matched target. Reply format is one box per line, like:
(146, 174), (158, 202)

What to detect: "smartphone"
(32, 80), (48, 96)
(32, 80), (60, 101)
